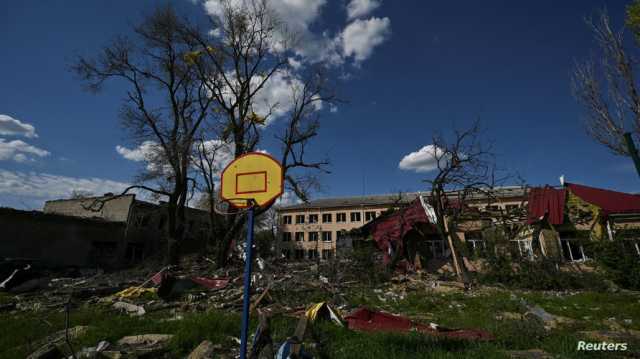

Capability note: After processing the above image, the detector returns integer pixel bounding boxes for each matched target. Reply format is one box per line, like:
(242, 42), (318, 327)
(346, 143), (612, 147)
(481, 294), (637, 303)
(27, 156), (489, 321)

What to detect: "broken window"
(365, 211), (376, 221)
(511, 239), (534, 259)
(350, 212), (361, 222)
(337, 230), (347, 241)
(322, 231), (332, 242)
(309, 214), (318, 223)
(295, 215), (305, 224)
(336, 213), (346, 222)
(560, 238), (586, 262)
(125, 243), (145, 262)
(282, 232), (292, 242)
(308, 250), (319, 260)
(282, 215), (292, 224)
(295, 249), (305, 260)
(322, 213), (332, 223)
(295, 232), (305, 241)
(308, 232), (319, 241)
(622, 239), (640, 256)
(465, 231), (486, 256)
(322, 249), (333, 260)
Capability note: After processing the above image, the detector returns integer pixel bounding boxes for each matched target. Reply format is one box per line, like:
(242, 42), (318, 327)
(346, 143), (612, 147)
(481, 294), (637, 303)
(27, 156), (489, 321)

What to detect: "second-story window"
(282, 215), (292, 224)
(295, 215), (305, 224)
(295, 232), (305, 241)
(322, 213), (332, 223)
(322, 231), (332, 242)
(365, 211), (376, 221)
(309, 232), (319, 241)
(336, 213), (346, 222)
(350, 212), (361, 222)
(309, 214), (318, 223)
(282, 232), (292, 242)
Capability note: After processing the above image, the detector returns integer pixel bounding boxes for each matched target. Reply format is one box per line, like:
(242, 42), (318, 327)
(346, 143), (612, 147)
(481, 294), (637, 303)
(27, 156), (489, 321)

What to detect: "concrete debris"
(117, 334), (174, 346)
(187, 340), (218, 359)
(73, 340), (111, 359)
(116, 334), (174, 356)
(522, 302), (575, 330)
(113, 301), (146, 316)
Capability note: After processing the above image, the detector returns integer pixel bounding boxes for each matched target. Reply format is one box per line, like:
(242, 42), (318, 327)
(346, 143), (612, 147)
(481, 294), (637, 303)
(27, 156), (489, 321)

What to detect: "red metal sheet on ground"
(190, 276), (230, 289)
(345, 308), (493, 341)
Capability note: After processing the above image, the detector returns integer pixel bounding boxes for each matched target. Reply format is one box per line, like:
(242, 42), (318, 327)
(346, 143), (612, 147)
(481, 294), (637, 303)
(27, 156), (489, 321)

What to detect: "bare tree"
(424, 121), (498, 282)
(184, 0), (336, 267)
(571, 10), (640, 156)
(192, 137), (232, 251)
(71, 6), (216, 264)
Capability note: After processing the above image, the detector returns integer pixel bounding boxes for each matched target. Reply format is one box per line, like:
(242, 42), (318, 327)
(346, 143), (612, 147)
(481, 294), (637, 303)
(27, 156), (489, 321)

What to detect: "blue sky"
(0, 0), (635, 210)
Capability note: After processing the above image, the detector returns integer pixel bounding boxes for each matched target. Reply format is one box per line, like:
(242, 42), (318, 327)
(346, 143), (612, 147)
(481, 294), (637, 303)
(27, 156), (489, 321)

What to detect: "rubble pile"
(0, 255), (497, 358)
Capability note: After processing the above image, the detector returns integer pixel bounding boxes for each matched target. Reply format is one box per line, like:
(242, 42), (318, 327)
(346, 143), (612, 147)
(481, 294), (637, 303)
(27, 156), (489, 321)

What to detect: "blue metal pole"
(239, 205), (255, 359)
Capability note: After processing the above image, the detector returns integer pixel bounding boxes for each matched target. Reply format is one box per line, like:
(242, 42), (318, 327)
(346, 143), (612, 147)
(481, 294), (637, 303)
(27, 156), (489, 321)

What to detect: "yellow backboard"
(220, 152), (284, 208)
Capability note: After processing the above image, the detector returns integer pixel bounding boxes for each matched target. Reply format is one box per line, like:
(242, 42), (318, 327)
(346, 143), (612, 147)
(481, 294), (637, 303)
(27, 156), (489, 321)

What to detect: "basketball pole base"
(239, 202), (255, 359)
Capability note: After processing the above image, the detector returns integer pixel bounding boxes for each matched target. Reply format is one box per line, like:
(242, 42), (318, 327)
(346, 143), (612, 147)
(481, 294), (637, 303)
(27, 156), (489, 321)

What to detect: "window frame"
(365, 211), (376, 221)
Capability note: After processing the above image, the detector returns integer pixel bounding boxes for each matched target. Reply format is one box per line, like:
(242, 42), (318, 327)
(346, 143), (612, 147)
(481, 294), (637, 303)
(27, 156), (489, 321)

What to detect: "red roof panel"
(566, 183), (640, 216)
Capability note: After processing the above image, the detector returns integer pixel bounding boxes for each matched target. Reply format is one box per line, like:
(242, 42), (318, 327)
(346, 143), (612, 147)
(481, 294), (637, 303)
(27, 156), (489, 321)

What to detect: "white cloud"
(215, 69), (322, 124)
(288, 57), (303, 70)
(252, 71), (305, 122)
(342, 17), (391, 62)
(0, 114), (38, 138)
(0, 139), (50, 162)
(194, 139), (235, 176)
(199, 0), (391, 67)
(116, 141), (160, 162)
(347, 0), (381, 19)
(0, 169), (132, 205)
(398, 145), (448, 173)
(203, 0), (327, 58)
(115, 141), (174, 175)
(116, 139), (237, 178)
(275, 190), (302, 206)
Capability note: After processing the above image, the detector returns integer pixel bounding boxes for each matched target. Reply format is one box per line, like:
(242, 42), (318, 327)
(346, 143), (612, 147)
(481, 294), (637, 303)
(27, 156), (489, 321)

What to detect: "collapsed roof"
(527, 183), (640, 225)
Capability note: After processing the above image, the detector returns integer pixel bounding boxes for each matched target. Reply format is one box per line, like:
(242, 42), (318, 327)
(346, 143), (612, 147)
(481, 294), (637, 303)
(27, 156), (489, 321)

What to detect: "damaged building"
(276, 193), (419, 260)
(0, 194), (210, 269)
(527, 182), (640, 262)
(276, 183), (640, 269)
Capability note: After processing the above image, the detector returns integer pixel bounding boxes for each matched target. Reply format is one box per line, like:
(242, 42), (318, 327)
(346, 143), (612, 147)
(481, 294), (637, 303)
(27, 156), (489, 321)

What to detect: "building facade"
(276, 188), (529, 261)
(277, 193), (421, 260)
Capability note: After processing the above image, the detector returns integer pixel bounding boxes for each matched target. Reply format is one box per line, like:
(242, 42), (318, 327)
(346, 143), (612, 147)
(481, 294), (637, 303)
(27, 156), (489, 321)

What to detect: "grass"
(1, 287), (638, 358)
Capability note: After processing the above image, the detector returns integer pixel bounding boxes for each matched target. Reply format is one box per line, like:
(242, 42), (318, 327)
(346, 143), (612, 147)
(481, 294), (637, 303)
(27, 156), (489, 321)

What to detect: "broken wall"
(43, 195), (135, 223)
(0, 208), (127, 268)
